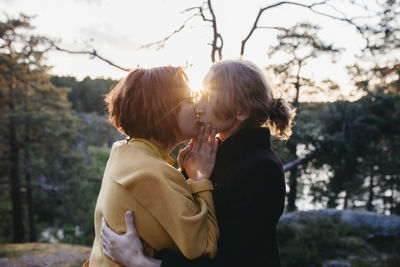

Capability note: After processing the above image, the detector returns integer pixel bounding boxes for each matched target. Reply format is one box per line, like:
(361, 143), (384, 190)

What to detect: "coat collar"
(127, 138), (175, 166)
(216, 127), (271, 163)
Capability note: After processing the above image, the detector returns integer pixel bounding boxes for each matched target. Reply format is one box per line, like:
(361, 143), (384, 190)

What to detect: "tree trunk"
(24, 141), (36, 241)
(367, 167), (374, 211)
(24, 92), (36, 241)
(343, 190), (349, 209)
(9, 77), (25, 242)
(286, 73), (300, 212)
(327, 194), (337, 208)
(286, 126), (298, 211)
(389, 178), (394, 215)
(287, 168), (297, 211)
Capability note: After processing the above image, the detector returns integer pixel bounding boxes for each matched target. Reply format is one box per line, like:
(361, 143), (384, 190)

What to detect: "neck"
(219, 121), (244, 142)
(148, 138), (177, 155)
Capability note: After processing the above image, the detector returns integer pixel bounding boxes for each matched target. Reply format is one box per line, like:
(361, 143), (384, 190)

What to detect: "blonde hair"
(203, 59), (295, 140)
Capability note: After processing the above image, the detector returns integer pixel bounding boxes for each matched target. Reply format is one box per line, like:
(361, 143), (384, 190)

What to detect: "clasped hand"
(178, 124), (218, 181)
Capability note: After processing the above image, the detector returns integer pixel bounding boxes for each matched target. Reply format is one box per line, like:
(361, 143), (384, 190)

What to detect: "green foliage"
(278, 218), (351, 267)
(51, 76), (117, 114)
(0, 201), (12, 243)
(0, 14), (121, 244)
(278, 218), (400, 267)
(309, 92), (400, 212)
(0, 244), (6, 257)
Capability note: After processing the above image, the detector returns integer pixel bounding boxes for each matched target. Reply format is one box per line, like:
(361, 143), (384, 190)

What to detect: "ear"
(235, 109), (249, 121)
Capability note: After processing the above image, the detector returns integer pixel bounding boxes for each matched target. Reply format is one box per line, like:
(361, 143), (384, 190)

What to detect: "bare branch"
(198, 6), (213, 23)
(139, 24), (186, 50)
(240, 0), (368, 56)
(140, 7), (202, 50)
(324, 2), (376, 20)
(258, 26), (287, 31)
(206, 0), (223, 62)
(50, 43), (130, 72)
(181, 6), (202, 13)
(140, 1), (223, 63)
(283, 153), (315, 172)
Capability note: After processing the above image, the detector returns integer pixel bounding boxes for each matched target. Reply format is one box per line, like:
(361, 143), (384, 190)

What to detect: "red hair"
(105, 66), (190, 145)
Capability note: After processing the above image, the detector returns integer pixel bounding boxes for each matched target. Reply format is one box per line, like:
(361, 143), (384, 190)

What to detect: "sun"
(185, 62), (209, 94)
(188, 71), (203, 93)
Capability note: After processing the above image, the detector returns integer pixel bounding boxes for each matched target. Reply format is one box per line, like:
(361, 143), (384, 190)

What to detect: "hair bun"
(267, 97), (296, 140)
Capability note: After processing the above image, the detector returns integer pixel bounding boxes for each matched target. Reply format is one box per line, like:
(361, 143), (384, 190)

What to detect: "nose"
(194, 101), (205, 116)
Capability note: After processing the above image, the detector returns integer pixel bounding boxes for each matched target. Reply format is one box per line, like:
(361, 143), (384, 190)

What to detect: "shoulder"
(236, 148), (283, 176)
(229, 148), (284, 191)
(108, 141), (184, 190)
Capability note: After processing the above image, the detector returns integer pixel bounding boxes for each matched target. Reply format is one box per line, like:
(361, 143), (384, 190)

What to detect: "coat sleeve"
(113, 167), (219, 260)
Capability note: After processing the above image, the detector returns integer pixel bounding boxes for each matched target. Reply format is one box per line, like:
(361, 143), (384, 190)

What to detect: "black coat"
(159, 127), (286, 267)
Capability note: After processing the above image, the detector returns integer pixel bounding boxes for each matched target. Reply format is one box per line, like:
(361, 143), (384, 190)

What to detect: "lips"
(197, 121), (205, 129)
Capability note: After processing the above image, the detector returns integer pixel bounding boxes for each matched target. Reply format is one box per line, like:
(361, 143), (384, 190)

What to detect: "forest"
(0, 1), (399, 265)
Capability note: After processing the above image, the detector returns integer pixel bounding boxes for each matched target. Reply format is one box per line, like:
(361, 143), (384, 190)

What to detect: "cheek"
(182, 107), (195, 127)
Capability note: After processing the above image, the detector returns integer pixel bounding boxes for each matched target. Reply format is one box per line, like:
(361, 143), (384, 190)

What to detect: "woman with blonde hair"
(83, 66), (220, 266)
(101, 59), (295, 267)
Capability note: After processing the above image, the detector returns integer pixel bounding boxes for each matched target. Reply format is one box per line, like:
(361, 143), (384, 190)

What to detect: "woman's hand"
(177, 138), (194, 171)
(101, 211), (161, 267)
(180, 124), (218, 181)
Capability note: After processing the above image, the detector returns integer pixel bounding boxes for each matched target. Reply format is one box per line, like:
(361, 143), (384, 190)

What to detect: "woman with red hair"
(83, 66), (219, 266)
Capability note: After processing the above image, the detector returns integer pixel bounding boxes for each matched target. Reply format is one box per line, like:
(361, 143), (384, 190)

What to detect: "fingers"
(209, 128), (217, 156)
(188, 138), (195, 150)
(101, 225), (115, 261)
(178, 145), (191, 165)
(101, 217), (113, 238)
(179, 145), (190, 158)
(212, 137), (218, 159)
(102, 241), (115, 261)
(200, 124), (211, 151)
(193, 126), (204, 152)
(124, 211), (137, 236)
(101, 229), (111, 245)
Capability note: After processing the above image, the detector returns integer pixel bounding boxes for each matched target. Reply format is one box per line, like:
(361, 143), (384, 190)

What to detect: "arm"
(102, 212), (221, 267)
(103, 125), (219, 262)
(102, 211), (161, 267)
(128, 162), (219, 260)
(131, 125), (219, 259)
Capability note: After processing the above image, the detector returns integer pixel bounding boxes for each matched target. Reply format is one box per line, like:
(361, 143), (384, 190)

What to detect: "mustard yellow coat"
(84, 139), (219, 266)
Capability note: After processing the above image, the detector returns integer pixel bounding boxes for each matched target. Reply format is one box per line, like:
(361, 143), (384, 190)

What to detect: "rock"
(280, 209), (400, 232)
(323, 260), (351, 267)
(0, 243), (91, 267)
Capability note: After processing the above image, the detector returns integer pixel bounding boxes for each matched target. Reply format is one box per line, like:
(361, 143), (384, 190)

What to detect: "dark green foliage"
(278, 218), (400, 267)
(51, 75), (118, 114)
(0, 244), (6, 257)
(310, 92), (400, 212)
(0, 14), (122, 245)
(278, 218), (349, 266)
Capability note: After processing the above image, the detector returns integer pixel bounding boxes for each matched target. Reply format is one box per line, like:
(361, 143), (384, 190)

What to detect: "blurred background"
(1, 0), (399, 266)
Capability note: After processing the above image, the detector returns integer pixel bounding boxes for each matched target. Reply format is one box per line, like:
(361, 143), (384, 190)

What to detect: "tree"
(0, 14), (81, 242)
(266, 22), (342, 105)
(265, 22), (341, 211)
(311, 92), (400, 213)
(51, 76), (118, 114)
(0, 14), (40, 242)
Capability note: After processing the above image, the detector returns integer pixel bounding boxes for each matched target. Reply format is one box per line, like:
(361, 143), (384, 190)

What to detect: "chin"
(192, 128), (200, 137)
(187, 129), (199, 139)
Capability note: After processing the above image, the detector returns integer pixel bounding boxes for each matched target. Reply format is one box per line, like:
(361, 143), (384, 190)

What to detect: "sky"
(3, 0), (377, 100)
